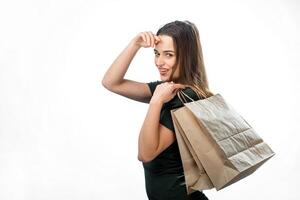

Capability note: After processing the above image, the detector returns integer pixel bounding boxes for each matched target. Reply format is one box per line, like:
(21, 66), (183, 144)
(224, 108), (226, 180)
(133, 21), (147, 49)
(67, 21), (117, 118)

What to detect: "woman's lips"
(159, 70), (168, 75)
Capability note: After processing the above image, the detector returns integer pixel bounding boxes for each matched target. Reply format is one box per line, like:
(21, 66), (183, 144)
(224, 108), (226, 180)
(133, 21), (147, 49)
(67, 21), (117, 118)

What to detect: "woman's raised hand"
(132, 31), (161, 48)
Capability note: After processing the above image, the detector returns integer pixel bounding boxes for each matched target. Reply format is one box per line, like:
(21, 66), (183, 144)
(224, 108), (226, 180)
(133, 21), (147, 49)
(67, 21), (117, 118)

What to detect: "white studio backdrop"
(0, 0), (299, 199)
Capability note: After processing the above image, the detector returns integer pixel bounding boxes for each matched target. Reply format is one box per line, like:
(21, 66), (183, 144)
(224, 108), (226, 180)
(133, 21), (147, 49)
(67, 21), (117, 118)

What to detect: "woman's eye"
(154, 52), (173, 57)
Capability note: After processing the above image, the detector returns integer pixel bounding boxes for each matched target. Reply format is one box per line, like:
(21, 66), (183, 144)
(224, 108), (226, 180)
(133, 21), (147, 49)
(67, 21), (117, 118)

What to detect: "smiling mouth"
(159, 70), (168, 75)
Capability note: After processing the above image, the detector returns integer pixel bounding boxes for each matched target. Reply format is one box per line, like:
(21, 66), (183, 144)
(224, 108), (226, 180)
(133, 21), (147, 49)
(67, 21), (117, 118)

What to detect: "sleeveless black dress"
(143, 80), (209, 200)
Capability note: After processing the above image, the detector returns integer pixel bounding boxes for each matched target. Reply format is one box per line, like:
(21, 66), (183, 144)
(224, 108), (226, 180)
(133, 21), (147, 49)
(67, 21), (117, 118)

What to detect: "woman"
(102, 20), (214, 200)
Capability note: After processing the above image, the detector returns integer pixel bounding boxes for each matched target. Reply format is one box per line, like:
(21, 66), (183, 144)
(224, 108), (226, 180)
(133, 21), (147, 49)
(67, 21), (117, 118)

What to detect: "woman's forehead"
(155, 35), (175, 51)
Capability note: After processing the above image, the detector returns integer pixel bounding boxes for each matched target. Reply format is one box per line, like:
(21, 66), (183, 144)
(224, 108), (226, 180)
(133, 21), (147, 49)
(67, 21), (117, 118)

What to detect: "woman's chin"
(160, 75), (170, 82)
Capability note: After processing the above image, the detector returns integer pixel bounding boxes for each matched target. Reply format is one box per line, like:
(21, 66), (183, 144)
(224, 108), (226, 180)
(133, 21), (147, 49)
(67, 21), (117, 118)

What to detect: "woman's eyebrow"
(154, 49), (175, 53)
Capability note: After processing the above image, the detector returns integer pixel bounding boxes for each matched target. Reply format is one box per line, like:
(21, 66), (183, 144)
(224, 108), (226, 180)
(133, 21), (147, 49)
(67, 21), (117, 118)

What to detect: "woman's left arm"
(137, 82), (185, 162)
(137, 100), (175, 162)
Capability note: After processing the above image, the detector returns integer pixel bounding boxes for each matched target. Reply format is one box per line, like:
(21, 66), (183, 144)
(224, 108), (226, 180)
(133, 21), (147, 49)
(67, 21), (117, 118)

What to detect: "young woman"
(102, 20), (214, 200)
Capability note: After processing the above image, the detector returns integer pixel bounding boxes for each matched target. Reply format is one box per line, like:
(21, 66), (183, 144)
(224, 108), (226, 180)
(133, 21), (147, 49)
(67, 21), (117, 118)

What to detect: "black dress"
(143, 80), (209, 200)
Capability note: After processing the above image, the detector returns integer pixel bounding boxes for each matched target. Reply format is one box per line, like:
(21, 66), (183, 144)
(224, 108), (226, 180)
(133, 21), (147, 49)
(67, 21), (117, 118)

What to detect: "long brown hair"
(156, 20), (214, 99)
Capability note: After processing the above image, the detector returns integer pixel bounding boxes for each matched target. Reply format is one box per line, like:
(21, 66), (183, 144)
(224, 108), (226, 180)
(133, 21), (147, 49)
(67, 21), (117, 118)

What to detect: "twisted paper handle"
(177, 89), (196, 104)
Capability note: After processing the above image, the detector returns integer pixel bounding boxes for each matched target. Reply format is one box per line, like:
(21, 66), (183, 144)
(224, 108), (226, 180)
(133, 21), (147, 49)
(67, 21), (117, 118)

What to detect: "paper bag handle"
(177, 89), (197, 104)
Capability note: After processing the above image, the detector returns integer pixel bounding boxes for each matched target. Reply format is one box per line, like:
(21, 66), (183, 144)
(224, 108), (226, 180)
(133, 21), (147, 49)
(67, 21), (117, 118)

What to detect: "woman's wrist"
(129, 38), (141, 50)
(149, 98), (164, 106)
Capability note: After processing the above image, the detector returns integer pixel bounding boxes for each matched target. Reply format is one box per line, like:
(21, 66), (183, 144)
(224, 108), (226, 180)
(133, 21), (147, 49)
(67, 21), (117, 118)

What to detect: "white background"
(0, 0), (299, 199)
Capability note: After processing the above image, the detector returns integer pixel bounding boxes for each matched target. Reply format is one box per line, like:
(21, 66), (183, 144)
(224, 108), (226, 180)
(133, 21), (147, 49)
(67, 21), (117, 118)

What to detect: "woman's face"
(154, 35), (180, 82)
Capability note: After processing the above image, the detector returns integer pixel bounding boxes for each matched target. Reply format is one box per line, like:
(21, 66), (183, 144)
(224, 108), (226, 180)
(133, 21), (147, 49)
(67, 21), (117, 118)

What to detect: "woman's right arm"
(101, 32), (160, 103)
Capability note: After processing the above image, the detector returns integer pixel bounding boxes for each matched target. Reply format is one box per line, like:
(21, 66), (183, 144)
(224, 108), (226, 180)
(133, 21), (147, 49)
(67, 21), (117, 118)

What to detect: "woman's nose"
(155, 56), (164, 67)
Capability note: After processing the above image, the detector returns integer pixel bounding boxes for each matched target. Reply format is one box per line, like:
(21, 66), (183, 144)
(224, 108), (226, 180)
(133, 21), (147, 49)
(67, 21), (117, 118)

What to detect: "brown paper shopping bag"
(171, 90), (275, 191)
(171, 108), (214, 194)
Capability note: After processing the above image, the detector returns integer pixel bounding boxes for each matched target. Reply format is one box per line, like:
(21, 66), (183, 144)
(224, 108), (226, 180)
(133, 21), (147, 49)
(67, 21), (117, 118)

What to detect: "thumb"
(172, 84), (185, 94)
(173, 83), (186, 89)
